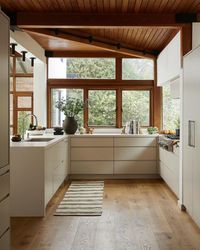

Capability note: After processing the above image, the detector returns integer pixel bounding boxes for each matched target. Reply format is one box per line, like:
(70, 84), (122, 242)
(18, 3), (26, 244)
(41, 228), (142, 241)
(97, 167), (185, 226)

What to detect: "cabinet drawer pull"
(0, 170), (9, 177)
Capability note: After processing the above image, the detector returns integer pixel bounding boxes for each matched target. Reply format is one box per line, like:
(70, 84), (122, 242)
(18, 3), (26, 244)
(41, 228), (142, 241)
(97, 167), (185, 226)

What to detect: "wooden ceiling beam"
(12, 13), (197, 28)
(25, 28), (156, 59)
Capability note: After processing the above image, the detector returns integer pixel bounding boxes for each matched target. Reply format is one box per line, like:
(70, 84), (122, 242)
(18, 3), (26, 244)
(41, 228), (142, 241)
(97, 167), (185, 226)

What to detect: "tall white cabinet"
(183, 46), (200, 227)
(0, 10), (10, 250)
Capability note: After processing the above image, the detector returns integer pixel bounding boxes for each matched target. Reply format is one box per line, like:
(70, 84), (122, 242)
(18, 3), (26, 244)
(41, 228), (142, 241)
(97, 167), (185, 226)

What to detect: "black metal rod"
(30, 57), (36, 67)
(10, 43), (17, 55)
(21, 51), (27, 61)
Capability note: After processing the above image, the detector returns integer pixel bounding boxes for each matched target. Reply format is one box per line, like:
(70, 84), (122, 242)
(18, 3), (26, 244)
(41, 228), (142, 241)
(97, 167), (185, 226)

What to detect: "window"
(10, 56), (34, 135)
(48, 58), (116, 79)
(51, 88), (84, 127)
(88, 90), (116, 126)
(122, 58), (154, 80)
(163, 84), (180, 130)
(122, 90), (150, 126)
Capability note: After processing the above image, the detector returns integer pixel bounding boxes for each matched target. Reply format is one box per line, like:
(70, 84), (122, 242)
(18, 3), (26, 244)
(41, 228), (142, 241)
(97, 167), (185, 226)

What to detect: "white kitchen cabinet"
(0, 10), (10, 249)
(70, 136), (158, 177)
(114, 137), (157, 175)
(183, 47), (200, 227)
(70, 137), (113, 175)
(159, 147), (179, 197)
(11, 136), (68, 216)
(157, 32), (181, 86)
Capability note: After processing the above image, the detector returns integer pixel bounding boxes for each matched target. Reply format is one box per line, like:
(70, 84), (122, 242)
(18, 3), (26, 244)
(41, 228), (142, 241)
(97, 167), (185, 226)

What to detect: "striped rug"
(54, 181), (104, 216)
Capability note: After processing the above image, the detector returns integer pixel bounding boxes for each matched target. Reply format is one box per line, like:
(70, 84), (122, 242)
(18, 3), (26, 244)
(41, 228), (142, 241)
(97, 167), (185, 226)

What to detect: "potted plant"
(55, 97), (87, 134)
(174, 117), (180, 136)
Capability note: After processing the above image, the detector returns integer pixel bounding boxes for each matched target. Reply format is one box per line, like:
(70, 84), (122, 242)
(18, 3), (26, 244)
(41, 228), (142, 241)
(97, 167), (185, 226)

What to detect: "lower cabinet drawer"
(114, 161), (157, 174)
(0, 229), (10, 250)
(114, 147), (156, 161)
(0, 169), (9, 201)
(71, 147), (113, 161)
(71, 161), (113, 174)
(0, 197), (9, 237)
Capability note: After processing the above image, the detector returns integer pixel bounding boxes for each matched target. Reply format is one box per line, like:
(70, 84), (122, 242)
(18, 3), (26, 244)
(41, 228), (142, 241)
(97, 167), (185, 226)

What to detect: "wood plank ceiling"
(1, 0), (200, 57)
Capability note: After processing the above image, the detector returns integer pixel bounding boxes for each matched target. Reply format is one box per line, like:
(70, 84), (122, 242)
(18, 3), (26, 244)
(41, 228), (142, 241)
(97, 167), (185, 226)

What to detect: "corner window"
(48, 58), (116, 79)
(122, 90), (150, 126)
(122, 58), (154, 80)
(88, 90), (116, 126)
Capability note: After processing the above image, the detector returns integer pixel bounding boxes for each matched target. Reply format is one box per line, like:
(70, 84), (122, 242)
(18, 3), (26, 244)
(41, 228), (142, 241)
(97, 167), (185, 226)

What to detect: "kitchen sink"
(24, 138), (54, 142)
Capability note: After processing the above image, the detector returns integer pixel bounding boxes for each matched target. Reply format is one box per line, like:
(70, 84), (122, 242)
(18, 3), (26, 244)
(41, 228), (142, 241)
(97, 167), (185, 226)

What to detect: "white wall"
(48, 58), (66, 78)
(34, 60), (47, 126)
(10, 30), (45, 63)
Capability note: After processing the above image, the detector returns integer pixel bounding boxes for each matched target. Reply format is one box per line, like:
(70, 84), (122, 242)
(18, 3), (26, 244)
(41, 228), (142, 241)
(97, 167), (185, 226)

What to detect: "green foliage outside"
(163, 85), (180, 130)
(122, 91), (150, 126)
(88, 90), (116, 126)
(18, 111), (31, 135)
(122, 59), (154, 80)
(66, 58), (115, 79)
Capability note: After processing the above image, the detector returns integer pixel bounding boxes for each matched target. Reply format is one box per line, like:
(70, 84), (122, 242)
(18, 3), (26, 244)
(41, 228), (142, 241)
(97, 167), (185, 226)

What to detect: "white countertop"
(10, 135), (68, 148)
(10, 133), (158, 148)
(69, 133), (158, 138)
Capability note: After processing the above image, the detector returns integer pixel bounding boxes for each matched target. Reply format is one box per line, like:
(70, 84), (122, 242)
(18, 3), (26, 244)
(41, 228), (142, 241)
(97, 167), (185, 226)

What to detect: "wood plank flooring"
(11, 180), (200, 250)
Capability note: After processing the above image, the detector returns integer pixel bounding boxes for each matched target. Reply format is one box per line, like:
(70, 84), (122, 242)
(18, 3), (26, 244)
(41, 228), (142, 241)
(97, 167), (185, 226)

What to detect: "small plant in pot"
(55, 97), (87, 134)
(174, 117), (180, 136)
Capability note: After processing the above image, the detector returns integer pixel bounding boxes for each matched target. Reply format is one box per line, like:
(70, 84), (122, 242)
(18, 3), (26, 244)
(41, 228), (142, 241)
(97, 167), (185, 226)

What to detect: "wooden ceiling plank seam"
(157, 0), (169, 13)
(127, 0), (137, 13)
(134, 0), (143, 12)
(146, 28), (165, 50)
(152, 29), (171, 50)
(166, 0), (183, 13)
(144, 28), (160, 50)
(126, 28), (135, 44)
(132, 28), (143, 47)
(140, 0), (149, 12)
(69, 0), (80, 12)
(188, 0), (200, 12)
(96, 0), (104, 13)
(116, 0), (123, 13)
(89, 0), (98, 13)
(178, 0), (195, 13)
(84, 0), (92, 12)
(109, 0), (116, 12)
(142, 28), (155, 50)
(135, 28), (147, 48)
(122, 0), (130, 13)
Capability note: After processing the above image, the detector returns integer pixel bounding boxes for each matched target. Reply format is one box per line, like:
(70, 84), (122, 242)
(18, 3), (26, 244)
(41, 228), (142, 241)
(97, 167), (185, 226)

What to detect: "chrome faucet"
(22, 114), (38, 140)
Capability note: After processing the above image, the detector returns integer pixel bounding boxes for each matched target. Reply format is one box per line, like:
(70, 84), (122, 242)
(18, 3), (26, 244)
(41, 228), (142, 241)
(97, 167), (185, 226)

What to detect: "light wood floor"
(11, 180), (200, 250)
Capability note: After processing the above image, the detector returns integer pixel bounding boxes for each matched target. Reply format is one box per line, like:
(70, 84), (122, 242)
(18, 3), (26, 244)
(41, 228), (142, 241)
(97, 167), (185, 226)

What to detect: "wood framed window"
(47, 56), (160, 129)
(10, 55), (34, 135)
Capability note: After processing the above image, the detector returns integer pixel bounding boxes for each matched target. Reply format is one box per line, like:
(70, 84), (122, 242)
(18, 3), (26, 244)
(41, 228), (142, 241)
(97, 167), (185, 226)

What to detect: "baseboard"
(69, 174), (161, 180)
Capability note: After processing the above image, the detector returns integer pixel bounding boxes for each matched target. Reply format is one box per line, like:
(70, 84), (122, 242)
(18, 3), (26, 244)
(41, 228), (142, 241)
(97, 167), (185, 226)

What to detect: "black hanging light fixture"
(30, 57), (36, 67)
(21, 51), (27, 61)
(10, 43), (17, 55)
